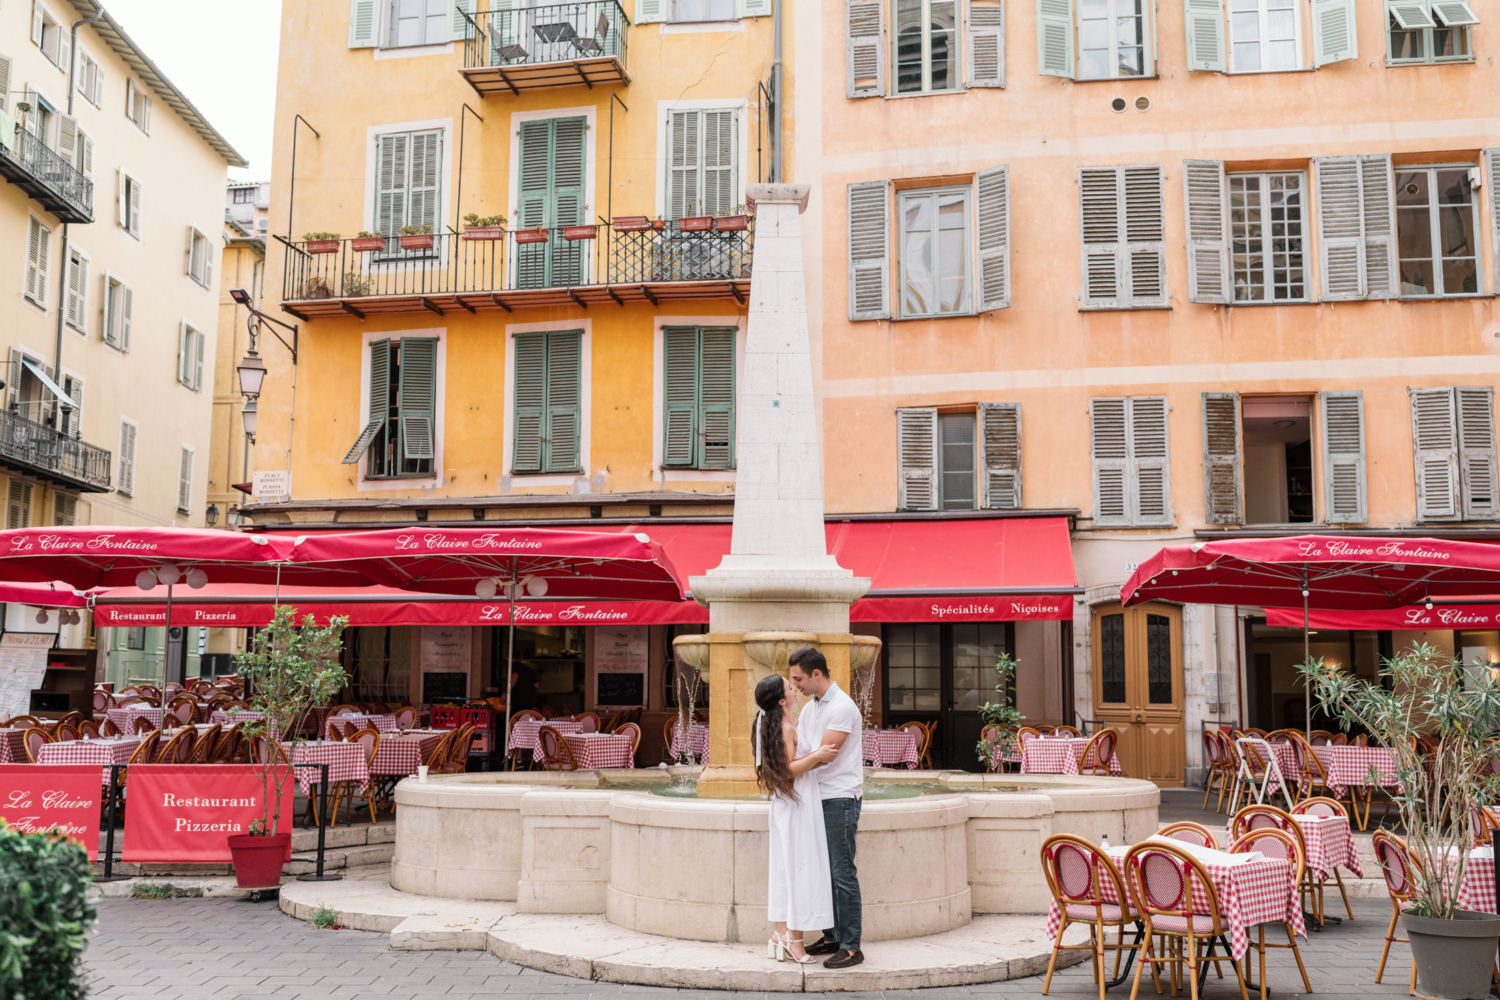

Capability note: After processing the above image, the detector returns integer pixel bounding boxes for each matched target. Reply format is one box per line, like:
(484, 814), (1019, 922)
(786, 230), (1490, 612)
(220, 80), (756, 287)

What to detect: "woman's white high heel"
(768, 932), (786, 961)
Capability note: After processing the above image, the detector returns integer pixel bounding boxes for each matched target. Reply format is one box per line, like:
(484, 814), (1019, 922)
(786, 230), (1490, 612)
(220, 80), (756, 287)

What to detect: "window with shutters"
(6, 480), (32, 530)
(674, 0), (736, 19)
(512, 330), (583, 475)
(177, 446), (194, 514)
(25, 216), (51, 310)
(104, 275), (132, 351)
(895, 404), (1020, 510)
(1411, 386), (1497, 521)
(662, 326), (735, 470)
(1090, 396), (1171, 527)
(373, 129), (443, 259)
(1314, 155), (1395, 301)
(77, 49), (103, 107)
(178, 323), (206, 392)
(386, 0), (453, 46)
(1387, 0), (1475, 63)
(52, 492), (77, 526)
(120, 171), (142, 239)
(515, 118), (586, 287)
(126, 79), (151, 134)
(1228, 0), (1301, 70)
(33, 4), (65, 68)
(187, 227), (213, 288)
(666, 110), (738, 219)
(64, 245), (89, 333)
(1078, 164), (1167, 309)
(1078, 0), (1150, 79)
(1243, 395), (1318, 523)
(898, 186), (972, 317)
(894, 0), (961, 93)
(1229, 171), (1307, 302)
(1395, 165), (1481, 297)
(116, 418), (137, 497)
(345, 337), (439, 479)
(71, 124), (94, 181)
(58, 374), (83, 440)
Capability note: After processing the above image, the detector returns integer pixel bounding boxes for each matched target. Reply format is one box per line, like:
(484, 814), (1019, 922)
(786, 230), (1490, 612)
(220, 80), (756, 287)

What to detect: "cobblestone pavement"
(88, 894), (1418, 998)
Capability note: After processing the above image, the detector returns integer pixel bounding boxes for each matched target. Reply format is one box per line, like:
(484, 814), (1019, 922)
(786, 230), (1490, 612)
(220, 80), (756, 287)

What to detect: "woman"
(754, 673), (837, 963)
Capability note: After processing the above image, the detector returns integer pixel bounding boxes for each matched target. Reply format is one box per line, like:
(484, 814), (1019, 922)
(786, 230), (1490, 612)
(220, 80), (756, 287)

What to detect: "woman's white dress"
(766, 729), (835, 930)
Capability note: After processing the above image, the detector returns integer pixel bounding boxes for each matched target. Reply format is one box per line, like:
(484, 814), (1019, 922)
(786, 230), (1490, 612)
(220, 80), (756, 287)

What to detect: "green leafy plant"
(342, 272), (374, 296)
(356, 230), (381, 238)
(302, 232), (340, 241)
(975, 654), (1024, 768)
(235, 606), (349, 838)
(463, 213), (505, 228)
(1298, 644), (1500, 919)
(0, 827), (97, 1000)
(398, 224), (433, 235)
(309, 906), (339, 929)
(129, 882), (180, 899)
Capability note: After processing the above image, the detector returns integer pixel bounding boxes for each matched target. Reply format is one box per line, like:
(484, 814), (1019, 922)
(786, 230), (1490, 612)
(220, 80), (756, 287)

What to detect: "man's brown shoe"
(824, 949), (864, 969)
(805, 938), (839, 956)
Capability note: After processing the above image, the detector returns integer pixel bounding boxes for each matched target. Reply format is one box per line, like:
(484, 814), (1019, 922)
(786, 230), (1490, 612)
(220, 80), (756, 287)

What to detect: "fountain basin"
(391, 769), (1158, 943)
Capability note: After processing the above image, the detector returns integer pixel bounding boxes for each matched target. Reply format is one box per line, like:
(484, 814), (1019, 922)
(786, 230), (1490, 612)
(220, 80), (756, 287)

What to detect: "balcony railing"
(460, 0), (630, 94)
(0, 409), (112, 491)
(279, 218), (753, 319)
(0, 124), (94, 224)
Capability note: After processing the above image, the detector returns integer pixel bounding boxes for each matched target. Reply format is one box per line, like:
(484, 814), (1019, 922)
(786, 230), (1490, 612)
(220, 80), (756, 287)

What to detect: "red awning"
(1264, 603), (1500, 630)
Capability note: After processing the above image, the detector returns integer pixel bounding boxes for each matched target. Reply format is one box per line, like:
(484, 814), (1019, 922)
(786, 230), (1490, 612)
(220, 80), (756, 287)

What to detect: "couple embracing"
(753, 647), (864, 969)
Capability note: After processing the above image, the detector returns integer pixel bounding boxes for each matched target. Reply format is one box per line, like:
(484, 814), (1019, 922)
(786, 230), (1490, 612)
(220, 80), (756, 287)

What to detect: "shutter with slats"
(1486, 150), (1500, 295)
(1311, 0), (1357, 65)
(847, 0), (886, 97)
(1079, 167), (1122, 308)
(551, 119), (586, 285)
(1131, 396), (1171, 525)
(194, 331), (205, 390)
(398, 337), (437, 461)
(7, 481), (32, 530)
(186, 226), (198, 278)
(1201, 393), (1241, 525)
(5, 349), (19, 413)
(1388, 0), (1436, 28)
(979, 402), (1021, 509)
(117, 421), (136, 496)
(1184, 0), (1226, 71)
(120, 287), (132, 350)
(376, 134), (408, 250)
(80, 133), (93, 179)
(512, 333), (546, 473)
(57, 113), (78, 165)
(1411, 387), (1459, 520)
(451, 0), (475, 40)
(662, 327), (698, 467)
(65, 375), (83, 439)
(702, 111), (736, 217)
(125, 78), (135, 120)
(1091, 397), (1129, 525)
(178, 324), (192, 387)
(967, 0), (1006, 87)
(128, 176), (141, 237)
(177, 447), (193, 513)
(1432, 0), (1479, 25)
(1037, 0), (1074, 76)
(1457, 387), (1497, 520)
(897, 408), (938, 510)
(1360, 154), (1396, 299)
(143, 95), (152, 134)
(546, 331), (582, 472)
(516, 121), (552, 288)
(669, 111), (701, 220)
(1124, 165), (1167, 306)
(848, 181), (891, 320)
(343, 338), (389, 463)
(699, 328), (735, 469)
(408, 131), (442, 238)
(976, 165), (1011, 310)
(0, 55), (10, 113)
(65, 248), (84, 328)
(53, 493), (76, 526)
(1315, 156), (1364, 300)
(25, 217), (49, 307)
(1184, 159), (1228, 303)
(1320, 390), (1367, 523)
(635, 0), (665, 23)
(31, 1), (44, 45)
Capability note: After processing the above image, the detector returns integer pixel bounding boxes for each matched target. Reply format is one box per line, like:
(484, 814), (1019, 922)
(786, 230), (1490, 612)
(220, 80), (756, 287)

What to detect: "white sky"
(101, 0), (282, 182)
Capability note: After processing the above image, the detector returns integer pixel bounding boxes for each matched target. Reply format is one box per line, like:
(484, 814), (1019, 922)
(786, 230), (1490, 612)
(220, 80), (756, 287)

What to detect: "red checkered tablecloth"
(1313, 745), (1400, 797)
(1453, 852), (1499, 912)
(369, 731), (447, 776)
(326, 713), (397, 739)
(210, 710), (265, 727)
(286, 741), (370, 794)
(0, 728), (30, 763)
(669, 723), (710, 763)
(1291, 813), (1363, 880)
(1046, 843), (1305, 961)
(562, 732), (636, 769)
(106, 706), (163, 732)
(864, 729), (920, 769)
(1021, 738), (1124, 776)
(36, 736), (142, 783)
(507, 718), (584, 756)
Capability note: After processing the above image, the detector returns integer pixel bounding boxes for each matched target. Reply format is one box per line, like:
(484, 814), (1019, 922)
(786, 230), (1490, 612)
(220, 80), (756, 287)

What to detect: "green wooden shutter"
(1037, 0), (1074, 77)
(1311, 0), (1357, 66)
(1184, 0), (1226, 72)
(512, 333), (547, 473)
(375, 133), (409, 250)
(516, 121), (551, 289)
(546, 331), (582, 472)
(662, 327), (698, 468)
(1320, 390), (1366, 523)
(408, 131), (442, 239)
(349, 0), (379, 47)
(702, 111), (737, 216)
(699, 328), (735, 469)
(669, 111), (700, 220)
(1388, 0), (1436, 28)
(451, 0), (475, 40)
(552, 118), (587, 285)
(398, 337), (437, 461)
(1201, 392), (1241, 524)
(343, 338), (389, 463)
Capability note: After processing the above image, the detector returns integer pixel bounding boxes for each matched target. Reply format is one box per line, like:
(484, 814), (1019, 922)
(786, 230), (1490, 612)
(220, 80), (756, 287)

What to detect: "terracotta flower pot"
(513, 228), (550, 244)
(350, 237), (385, 252)
(227, 832), (291, 889)
(561, 224), (597, 241)
(651, 219), (667, 232)
(305, 239), (340, 254)
(611, 215), (652, 232)
(677, 216), (713, 232)
(461, 225), (505, 241)
(713, 214), (748, 232)
(398, 234), (435, 250)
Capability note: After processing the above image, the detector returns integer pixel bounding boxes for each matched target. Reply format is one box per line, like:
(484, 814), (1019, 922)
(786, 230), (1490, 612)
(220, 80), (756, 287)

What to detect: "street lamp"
(205, 503), (219, 527)
(241, 398), (258, 439)
(236, 347), (266, 398)
(229, 288), (297, 401)
(226, 506), (241, 528)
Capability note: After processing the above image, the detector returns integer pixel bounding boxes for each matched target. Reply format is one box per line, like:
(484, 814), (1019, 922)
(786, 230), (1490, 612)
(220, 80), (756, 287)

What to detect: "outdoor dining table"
(1446, 845), (1499, 911)
(508, 718), (585, 757)
(669, 722), (710, 764)
(1289, 812), (1363, 881)
(0, 727), (29, 763)
(106, 705), (164, 731)
(1312, 745), (1400, 797)
(561, 732), (636, 769)
(284, 740), (370, 794)
(864, 729), (920, 768)
(326, 713), (398, 738)
(210, 709), (264, 727)
(36, 735), (142, 783)
(369, 730), (447, 776)
(1021, 737), (1124, 777)
(1045, 840), (1306, 963)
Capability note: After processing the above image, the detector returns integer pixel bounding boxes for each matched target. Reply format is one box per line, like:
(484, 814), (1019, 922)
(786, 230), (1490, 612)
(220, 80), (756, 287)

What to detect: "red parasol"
(0, 527), (297, 588)
(0, 581), (93, 608)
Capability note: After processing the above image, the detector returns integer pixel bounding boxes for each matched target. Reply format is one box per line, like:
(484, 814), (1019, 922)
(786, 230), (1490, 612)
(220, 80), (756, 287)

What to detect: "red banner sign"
(0, 764), (101, 858)
(850, 594), (1075, 622)
(1264, 604), (1500, 630)
(121, 764), (294, 862)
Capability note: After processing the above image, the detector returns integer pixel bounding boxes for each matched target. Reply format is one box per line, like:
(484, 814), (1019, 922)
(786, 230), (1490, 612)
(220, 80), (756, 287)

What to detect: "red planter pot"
(351, 237), (386, 252)
(652, 219), (667, 232)
(227, 832), (291, 888)
(305, 240), (340, 254)
(398, 234), (435, 250)
(677, 216), (713, 232)
(713, 214), (748, 232)
(513, 228), (550, 244)
(461, 226), (506, 241)
(561, 225), (597, 241)
(611, 215), (652, 232)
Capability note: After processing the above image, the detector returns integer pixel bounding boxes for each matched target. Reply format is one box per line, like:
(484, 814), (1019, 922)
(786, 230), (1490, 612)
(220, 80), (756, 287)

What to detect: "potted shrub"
(1299, 645), (1500, 1000)
(0, 827), (97, 998)
(461, 213), (506, 241)
(351, 231), (385, 252)
(303, 232), (341, 254)
(398, 224), (434, 250)
(974, 655), (1023, 771)
(227, 605), (348, 890)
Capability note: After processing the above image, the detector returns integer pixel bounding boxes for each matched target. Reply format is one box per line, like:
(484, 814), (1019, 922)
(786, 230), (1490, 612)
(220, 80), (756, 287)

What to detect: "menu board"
(419, 627), (472, 706)
(0, 632), (55, 719)
(594, 626), (647, 707)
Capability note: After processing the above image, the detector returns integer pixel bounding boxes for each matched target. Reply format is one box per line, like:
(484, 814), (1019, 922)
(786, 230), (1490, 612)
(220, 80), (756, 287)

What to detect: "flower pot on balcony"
(652, 219), (667, 232)
(462, 225), (506, 241)
(678, 216), (713, 232)
(561, 225), (597, 241)
(513, 228), (550, 244)
(398, 234), (436, 250)
(713, 214), (748, 232)
(351, 237), (386, 252)
(305, 239), (341, 255)
(611, 216), (652, 232)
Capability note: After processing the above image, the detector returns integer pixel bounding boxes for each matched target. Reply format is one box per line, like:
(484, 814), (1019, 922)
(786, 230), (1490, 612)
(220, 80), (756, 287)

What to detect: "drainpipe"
(770, 0), (782, 183)
(53, 6), (106, 384)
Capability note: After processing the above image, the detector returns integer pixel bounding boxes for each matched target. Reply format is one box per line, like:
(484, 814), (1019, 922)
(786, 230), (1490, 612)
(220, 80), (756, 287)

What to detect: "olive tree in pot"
(1298, 644), (1500, 1000)
(227, 606), (348, 888)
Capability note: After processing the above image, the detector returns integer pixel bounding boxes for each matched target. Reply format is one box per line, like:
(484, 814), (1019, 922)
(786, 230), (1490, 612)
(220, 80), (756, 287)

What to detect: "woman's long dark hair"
(753, 674), (797, 801)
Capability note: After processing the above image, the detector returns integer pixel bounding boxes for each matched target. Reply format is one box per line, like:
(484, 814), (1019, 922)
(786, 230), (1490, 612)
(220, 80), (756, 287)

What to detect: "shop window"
(883, 621), (1011, 770)
(349, 626), (412, 703)
(1246, 623), (1382, 729)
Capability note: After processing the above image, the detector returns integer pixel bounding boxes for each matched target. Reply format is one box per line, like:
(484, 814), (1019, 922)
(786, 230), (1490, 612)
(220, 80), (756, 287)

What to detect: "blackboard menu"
(422, 671), (467, 704)
(596, 672), (645, 707)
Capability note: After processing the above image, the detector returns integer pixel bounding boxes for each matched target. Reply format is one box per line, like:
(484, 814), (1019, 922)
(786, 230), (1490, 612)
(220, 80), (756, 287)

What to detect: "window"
(25, 216), (51, 309)
(1078, 164), (1166, 309)
(1387, 0), (1476, 63)
(6, 481), (32, 530)
(117, 418), (137, 496)
(674, 0), (735, 20)
(177, 446), (194, 514)
(53, 492), (77, 526)
(896, 403), (1020, 510)
(373, 129), (441, 257)
(894, 0), (960, 93)
(58, 374), (83, 439)
(31, 3), (67, 69)
(633, 0), (771, 24)
(1229, 172), (1307, 302)
(1313, 154), (1395, 301)
(662, 326), (735, 470)
(186, 227), (213, 288)
(899, 187), (971, 317)
(70, 124), (94, 180)
(77, 49), (103, 106)
(1229, 0), (1300, 71)
(232, 187), (256, 204)
(666, 109), (737, 220)
(343, 337), (438, 479)
(118, 171), (142, 239)
(387, 0), (451, 47)
(845, 0), (1002, 97)
(1077, 0), (1147, 78)
(515, 118), (584, 287)
(64, 245), (89, 332)
(125, 79), (152, 134)
(1411, 386), (1497, 521)
(7, 349), (56, 425)
(104, 275), (132, 350)
(1395, 165), (1480, 297)
(1090, 396), (1170, 527)
(511, 330), (581, 474)
(0, 55), (10, 115)
(177, 322), (205, 391)
(1186, 0), (1352, 71)
(126, 627), (145, 650)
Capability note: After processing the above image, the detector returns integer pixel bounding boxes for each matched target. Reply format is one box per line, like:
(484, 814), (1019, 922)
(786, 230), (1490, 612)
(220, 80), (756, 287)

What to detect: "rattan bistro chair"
(1158, 821), (1220, 850)
(1040, 834), (1139, 1000)
(538, 725), (578, 771)
(1121, 841), (1249, 1000)
(1227, 829), (1312, 1000)
(1371, 830), (1421, 991)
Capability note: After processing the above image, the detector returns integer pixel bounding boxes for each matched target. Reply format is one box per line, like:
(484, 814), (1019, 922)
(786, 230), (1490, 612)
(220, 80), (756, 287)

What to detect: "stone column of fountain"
(673, 184), (878, 799)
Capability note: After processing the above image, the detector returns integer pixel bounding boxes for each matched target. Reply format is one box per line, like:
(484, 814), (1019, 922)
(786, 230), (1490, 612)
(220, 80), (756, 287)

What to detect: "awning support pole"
(1303, 568), (1311, 740)
(503, 555), (517, 770)
(165, 581), (176, 686)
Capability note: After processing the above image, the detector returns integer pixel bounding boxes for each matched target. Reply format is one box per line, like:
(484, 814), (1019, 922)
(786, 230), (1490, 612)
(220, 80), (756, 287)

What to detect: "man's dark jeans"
(821, 796), (862, 951)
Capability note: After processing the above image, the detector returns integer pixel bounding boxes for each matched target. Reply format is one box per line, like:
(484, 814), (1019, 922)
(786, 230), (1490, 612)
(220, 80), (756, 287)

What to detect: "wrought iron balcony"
(0, 124), (94, 224)
(460, 0), (629, 95)
(0, 410), (112, 491)
(278, 218), (752, 320)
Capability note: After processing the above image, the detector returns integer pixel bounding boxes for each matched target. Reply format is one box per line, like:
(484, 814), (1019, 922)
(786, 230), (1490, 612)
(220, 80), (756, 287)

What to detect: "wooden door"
(1092, 602), (1184, 786)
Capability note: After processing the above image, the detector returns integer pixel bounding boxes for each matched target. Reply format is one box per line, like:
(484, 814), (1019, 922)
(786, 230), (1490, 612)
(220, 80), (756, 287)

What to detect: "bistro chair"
(1079, 729), (1117, 776)
(394, 705), (417, 729)
(55, 724), (78, 742)
(132, 716), (156, 735)
(1122, 840), (1247, 1000)
(1232, 803), (1323, 923)
(1293, 797), (1356, 918)
(1034, 724), (1057, 736)
(1471, 805), (1500, 847)
(166, 698), (197, 726)
(1201, 730), (1234, 813)
(1353, 733), (1370, 747)
(918, 720), (937, 770)
(1039, 833), (1139, 1000)
(9, 714), (41, 730)
(330, 706), (357, 717)
(333, 727), (382, 824)
(123, 730), (159, 770)
(616, 722), (642, 759)
(512, 709), (543, 723)
(537, 725), (577, 771)
(187, 725), (221, 764)
(99, 719), (120, 737)
(1054, 725), (1082, 737)
(901, 721), (931, 769)
(213, 724), (242, 763)
(440, 724), (475, 775)
(92, 689), (112, 713)
(77, 719), (100, 740)
(22, 727), (52, 762)
(576, 711), (601, 734)
(1371, 830), (1420, 990)
(1158, 821), (1219, 850)
(1309, 730), (1335, 746)
(1227, 829), (1313, 1000)
(662, 717), (683, 759)
(155, 727), (196, 764)
(423, 729), (456, 772)
(1330, 732), (1349, 746)
(327, 725), (344, 742)
(980, 724), (1004, 772)
(341, 720), (359, 741)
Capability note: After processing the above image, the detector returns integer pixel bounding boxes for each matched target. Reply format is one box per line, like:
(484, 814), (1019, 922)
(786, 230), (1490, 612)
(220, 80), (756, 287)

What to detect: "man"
(509, 662), (539, 713)
(788, 646), (864, 969)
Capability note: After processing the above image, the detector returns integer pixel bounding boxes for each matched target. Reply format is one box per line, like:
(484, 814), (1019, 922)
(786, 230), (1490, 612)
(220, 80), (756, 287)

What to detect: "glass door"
(883, 621), (1012, 770)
